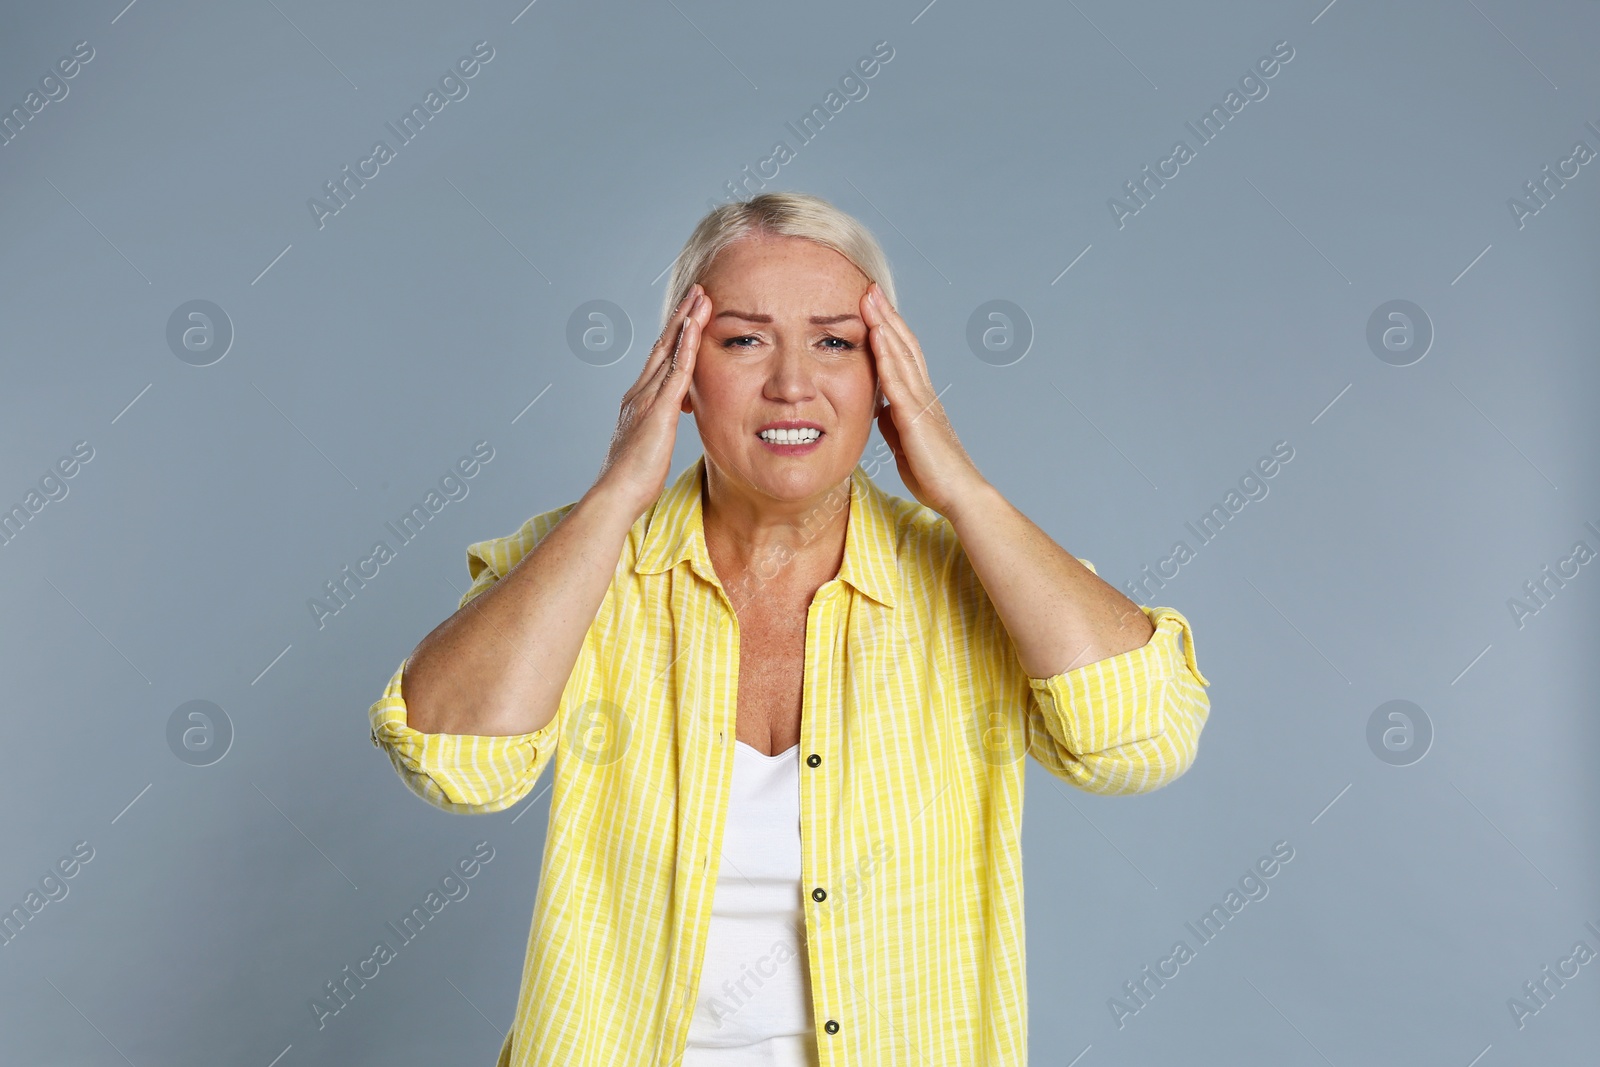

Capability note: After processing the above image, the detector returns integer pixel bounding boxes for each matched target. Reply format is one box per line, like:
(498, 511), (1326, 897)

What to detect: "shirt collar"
(633, 453), (899, 609)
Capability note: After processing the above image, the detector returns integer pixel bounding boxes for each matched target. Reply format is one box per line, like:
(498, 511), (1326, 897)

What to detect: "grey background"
(2, 0), (1597, 1064)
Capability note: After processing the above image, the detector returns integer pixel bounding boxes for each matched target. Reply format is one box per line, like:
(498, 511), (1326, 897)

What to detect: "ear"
(680, 393), (693, 414)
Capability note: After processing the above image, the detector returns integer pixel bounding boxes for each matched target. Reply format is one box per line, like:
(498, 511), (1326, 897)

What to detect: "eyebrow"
(712, 310), (863, 326)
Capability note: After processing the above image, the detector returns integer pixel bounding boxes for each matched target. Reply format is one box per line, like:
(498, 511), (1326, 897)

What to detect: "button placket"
(801, 590), (840, 1048)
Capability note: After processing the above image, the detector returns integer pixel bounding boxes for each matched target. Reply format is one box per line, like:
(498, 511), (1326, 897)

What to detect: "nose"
(762, 341), (817, 404)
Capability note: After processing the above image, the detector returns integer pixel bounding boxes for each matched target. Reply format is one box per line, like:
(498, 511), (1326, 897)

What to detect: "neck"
(700, 464), (852, 599)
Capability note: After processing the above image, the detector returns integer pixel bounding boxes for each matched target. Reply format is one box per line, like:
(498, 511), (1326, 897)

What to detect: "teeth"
(759, 428), (822, 444)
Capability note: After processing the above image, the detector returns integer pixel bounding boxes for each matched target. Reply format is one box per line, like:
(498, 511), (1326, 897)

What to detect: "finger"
(634, 289), (703, 408)
(634, 286), (702, 388)
(659, 296), (703, 394)
(869, 319), (936, 416)
(625, 302), (702, 419)
(864, 304), (914, 406)
(867, 285), (919, 365)
(867, 289), (931, 388)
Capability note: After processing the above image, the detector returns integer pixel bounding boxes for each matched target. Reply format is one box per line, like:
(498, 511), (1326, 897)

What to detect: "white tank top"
(681, 740), (818, 1067)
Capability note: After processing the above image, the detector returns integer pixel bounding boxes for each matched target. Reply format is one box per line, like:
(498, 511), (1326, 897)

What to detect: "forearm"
(945, 481), (1154, 679)
(403, 482), (638, 736)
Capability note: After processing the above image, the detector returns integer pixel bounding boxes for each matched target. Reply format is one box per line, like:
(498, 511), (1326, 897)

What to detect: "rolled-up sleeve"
(368, 656), (560, 814)
(1025, 595), (1210, 796)
(367, 506), (581, 815)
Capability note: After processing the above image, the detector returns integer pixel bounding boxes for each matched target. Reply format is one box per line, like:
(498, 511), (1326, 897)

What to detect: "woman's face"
(683, 233), (880, 505)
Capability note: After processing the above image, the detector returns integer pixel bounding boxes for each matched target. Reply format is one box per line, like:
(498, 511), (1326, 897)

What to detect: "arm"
(945, 482), (1152, 678)
(373, 282), (710, 808)
(945, 483), (1211, 795)
(854, 281), (1207, 794)
(367, 483), (637, 814)
(403, 481), (637, 737)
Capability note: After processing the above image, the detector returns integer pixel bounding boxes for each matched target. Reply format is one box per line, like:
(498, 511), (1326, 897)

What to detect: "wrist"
(580, 476), (653, 536)
(941, 476), (999, 529)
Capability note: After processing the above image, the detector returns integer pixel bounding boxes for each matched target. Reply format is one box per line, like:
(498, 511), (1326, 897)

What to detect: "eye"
(721, 335), (857, 351)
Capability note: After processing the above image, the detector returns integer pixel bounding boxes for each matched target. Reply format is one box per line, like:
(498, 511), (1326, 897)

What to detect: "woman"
(369, 191), (1211, 1067)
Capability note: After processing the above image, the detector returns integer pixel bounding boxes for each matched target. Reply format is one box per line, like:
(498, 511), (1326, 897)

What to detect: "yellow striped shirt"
(369, 453), (1211, 1066)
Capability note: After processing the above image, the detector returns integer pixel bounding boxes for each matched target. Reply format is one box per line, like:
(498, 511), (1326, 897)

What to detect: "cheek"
(691, 365), (757, 425)
(857, 363), (883, 404)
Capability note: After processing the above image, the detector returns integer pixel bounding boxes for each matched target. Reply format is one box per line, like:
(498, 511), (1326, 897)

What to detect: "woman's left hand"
(861, 282), (990, 518)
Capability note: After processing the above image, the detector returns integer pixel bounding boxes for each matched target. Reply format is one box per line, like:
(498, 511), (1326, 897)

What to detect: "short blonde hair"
(660, 191), (898, 332)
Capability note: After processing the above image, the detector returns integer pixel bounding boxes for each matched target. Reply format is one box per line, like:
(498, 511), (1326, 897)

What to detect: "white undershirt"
(681, 740), (817, 1066)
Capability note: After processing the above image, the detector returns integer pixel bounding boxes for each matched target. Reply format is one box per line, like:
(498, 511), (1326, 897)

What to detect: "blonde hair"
(659, 191), (898, 332)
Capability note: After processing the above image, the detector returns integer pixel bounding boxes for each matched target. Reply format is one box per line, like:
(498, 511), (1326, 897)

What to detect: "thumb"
(877, 403), (900, 453)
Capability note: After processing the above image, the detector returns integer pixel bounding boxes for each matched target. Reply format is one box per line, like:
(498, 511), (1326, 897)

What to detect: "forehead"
(702, 235), (867, 299)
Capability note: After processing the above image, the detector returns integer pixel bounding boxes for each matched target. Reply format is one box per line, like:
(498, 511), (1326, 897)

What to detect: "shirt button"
(806, 753), (821, 767)
(824, 1020), (840, 1034)
(812, 887), (827, 902)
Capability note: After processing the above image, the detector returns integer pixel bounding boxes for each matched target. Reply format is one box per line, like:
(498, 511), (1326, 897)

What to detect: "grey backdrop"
(2, 0), (1597, 1064)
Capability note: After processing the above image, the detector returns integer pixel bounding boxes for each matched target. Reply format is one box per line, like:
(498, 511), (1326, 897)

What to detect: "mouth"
(755, 426), (825, 453)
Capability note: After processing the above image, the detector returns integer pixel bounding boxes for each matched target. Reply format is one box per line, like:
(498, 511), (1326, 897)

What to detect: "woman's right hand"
(592, 284), (708, 519)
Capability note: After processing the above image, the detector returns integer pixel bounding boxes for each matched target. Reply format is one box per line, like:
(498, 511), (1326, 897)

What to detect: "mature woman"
(369, 191), (1211, 1067)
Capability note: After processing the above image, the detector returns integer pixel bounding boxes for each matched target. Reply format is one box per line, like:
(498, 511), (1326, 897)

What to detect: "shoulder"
(464, 495), (654, 585)
(882, 487), (1098, 607)
(893, 495), (958, 572)
(871, 488), (966, 608)
(464, 501), (581, 582)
